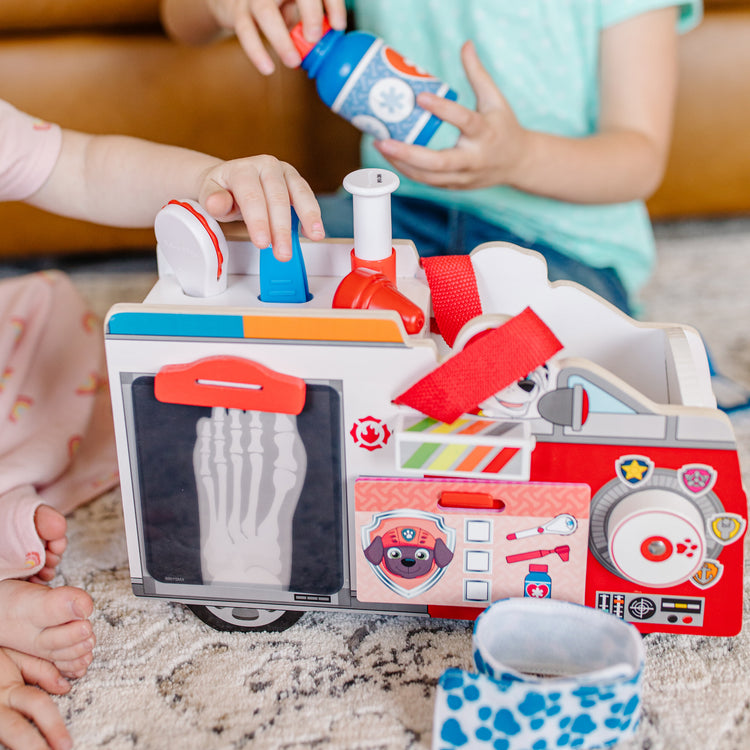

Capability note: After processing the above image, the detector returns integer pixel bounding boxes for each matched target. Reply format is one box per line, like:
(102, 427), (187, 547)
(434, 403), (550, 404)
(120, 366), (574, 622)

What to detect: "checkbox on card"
(465, 550), (491, 572)
(464, 579), (490, 602)
(465, 520), (492, 543)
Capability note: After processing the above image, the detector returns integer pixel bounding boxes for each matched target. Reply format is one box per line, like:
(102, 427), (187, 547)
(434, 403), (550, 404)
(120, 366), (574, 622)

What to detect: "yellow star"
(622, 459), (648, 481)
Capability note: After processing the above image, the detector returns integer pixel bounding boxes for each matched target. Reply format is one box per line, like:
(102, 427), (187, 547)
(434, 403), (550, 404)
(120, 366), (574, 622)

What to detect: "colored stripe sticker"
(406, 417), (440, 433)
(455, 445), (494, 472)
(457, 420), (495, 435)
(426, 443), (469, 471)
(402, 442), (441, 469)
(432, 419), (470, 434)
(482, 447), (521, 474)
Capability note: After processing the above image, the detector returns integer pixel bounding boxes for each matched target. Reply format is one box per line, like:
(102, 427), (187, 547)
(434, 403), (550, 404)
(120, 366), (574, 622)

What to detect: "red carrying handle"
(393, 307), (563, 424)
(154, 355), (306, 414)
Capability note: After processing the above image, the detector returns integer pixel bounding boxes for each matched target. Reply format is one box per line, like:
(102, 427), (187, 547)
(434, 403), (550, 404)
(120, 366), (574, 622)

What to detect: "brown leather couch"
(0, 0), (747, 258)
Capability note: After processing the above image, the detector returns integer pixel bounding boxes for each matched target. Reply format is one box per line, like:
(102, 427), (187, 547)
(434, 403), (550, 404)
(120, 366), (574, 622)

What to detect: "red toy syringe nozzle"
(332, 268), (425, 335)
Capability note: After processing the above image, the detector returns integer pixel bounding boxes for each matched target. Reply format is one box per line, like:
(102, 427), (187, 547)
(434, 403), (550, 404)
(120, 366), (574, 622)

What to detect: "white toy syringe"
(343, 168), (400, 283)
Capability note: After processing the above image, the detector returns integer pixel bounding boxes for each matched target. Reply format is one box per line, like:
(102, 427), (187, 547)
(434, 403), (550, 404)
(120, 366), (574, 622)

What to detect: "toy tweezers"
(259, 209), (312, 303)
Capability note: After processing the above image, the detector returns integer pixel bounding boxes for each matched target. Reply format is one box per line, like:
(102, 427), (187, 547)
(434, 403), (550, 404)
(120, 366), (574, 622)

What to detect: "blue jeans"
(318, 193), (632, 316)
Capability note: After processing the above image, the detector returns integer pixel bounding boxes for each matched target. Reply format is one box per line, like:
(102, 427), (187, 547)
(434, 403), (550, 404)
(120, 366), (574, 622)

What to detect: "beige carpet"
(39, 223), (750, 749)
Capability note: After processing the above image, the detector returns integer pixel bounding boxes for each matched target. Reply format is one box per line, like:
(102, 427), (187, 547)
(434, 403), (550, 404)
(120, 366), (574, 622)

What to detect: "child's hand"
(207, 0), (347, 74)
(0, 648), (71, 750)
(374, 41), (530, 192)
(198, 154), (325, 261)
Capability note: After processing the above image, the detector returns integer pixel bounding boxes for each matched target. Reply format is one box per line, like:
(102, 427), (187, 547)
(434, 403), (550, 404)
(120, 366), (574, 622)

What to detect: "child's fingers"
(204, 157), (324, 261)
(373, 145), (468, 190)
(375, 138), (435, 169)
(233, 8), (278, 75)
(375, 137), (467, 179)
(416, 90), (483, 139)
(415, 89), (469, 129)
(323, 0), (348, 30)
(2, 686), (71, 750)
(460, 40), (510, 115)
(0, 704), (52, 750)
(295, 0), (327, 42)
(203, 188), (238, 222)
(283, 166), (325, 241)
(209, 160), (278, 255)
(5, 650), (69, 696)
(258, 167), (295, 261)
(243, 0), (301, 70)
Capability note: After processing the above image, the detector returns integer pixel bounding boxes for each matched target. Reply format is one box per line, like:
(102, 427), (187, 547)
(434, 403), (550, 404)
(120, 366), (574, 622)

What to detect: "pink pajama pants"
(0, 271), (118, 580)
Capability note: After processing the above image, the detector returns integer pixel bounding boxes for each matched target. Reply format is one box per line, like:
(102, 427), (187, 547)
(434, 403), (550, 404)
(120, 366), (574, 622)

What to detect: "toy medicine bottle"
(524, 564), (552, 599)
(290, 19), (457, 146)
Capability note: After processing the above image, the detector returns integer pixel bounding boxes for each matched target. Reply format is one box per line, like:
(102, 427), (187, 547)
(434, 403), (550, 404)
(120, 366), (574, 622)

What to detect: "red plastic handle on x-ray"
(154, 355), (306, 414)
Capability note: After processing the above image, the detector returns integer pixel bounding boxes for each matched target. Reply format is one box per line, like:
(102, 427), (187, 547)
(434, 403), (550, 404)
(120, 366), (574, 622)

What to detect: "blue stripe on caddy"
(107, 312), (245, 338)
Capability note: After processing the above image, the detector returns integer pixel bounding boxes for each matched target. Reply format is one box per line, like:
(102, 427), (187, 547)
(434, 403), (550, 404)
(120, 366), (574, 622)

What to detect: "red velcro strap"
(422, 255), (483, 347)
(394, 307), (563, 424)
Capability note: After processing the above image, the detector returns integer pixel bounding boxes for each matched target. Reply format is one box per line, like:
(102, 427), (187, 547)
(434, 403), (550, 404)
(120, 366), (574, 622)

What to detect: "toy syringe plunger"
(344, 168), (400, 263)
(506, 513), (578, 540)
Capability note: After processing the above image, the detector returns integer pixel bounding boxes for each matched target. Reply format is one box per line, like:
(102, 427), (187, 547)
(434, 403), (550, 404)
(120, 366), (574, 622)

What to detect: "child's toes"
(56, 649), (94, 680)
(1, 580), (95, 663)
(27, 588), (93, 636)
(34, 505), (67, 546)
(36, 620), (93, 660)
(49, 636), (96, 665)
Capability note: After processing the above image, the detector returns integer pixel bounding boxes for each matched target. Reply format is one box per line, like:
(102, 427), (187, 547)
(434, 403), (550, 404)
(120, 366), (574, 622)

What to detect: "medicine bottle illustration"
(291, 19), (457, 146)
(524, 564), (552, 598)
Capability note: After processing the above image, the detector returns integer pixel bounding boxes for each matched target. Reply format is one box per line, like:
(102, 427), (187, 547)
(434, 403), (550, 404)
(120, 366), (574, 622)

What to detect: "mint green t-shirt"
(347, 0), (702, 297)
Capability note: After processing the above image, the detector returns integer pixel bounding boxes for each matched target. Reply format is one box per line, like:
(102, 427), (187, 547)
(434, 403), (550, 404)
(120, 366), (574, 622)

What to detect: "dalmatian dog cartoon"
(364, 525), (454, 580)
(478, 361), (560, 420)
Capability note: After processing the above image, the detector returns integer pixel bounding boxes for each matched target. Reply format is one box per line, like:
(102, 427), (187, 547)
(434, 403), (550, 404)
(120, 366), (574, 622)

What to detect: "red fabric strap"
(422, 255), (483, 347)
(394, 307), (562, 424)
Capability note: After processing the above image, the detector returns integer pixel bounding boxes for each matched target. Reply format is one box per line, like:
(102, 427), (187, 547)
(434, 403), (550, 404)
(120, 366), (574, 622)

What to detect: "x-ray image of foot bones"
(193, 407), (307, 587)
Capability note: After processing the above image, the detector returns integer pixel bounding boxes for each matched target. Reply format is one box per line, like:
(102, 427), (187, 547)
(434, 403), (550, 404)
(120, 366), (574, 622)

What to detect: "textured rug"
(29, 222), (750, 749)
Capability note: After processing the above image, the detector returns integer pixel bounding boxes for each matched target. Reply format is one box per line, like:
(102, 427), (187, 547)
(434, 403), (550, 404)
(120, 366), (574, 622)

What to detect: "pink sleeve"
(0, 485), (45, 581)
(0, 99), (62, 202)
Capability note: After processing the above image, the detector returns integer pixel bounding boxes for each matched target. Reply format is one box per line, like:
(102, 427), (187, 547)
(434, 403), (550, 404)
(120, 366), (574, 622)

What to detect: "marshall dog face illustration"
(364, 526), (454, 579)
(479, 362), (559, 419)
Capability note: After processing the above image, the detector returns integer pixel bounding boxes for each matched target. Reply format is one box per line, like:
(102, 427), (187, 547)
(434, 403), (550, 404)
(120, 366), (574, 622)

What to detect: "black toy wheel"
(187, 604), (304, 632)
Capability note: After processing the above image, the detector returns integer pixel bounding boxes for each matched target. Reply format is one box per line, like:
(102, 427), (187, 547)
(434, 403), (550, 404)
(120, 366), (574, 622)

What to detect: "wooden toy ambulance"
(105, 169), (747, 636)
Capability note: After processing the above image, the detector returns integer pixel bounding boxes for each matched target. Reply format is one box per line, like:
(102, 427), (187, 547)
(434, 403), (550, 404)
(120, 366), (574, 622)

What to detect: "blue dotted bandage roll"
(433, 598), (644, 750)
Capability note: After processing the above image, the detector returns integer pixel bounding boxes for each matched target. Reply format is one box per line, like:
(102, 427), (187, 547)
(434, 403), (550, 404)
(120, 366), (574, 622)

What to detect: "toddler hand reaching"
(29, 133), (325, 262)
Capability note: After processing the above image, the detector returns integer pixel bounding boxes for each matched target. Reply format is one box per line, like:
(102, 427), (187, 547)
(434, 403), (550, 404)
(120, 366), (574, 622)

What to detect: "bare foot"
(0, 580), (95, 680)
(28, 506), (68, 584)
(0, 646), (72, 750)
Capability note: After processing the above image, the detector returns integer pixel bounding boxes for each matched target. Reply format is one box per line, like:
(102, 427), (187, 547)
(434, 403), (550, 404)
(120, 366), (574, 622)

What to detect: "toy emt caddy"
(104, 169), (746, 636)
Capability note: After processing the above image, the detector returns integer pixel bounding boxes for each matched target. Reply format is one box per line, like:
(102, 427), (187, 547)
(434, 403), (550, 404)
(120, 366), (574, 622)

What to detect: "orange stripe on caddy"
(242, 315), (405, 343)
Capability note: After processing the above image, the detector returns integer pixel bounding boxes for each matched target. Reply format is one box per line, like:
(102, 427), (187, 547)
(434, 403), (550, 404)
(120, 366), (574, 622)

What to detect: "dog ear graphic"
(434, 538), (454, 568)
(364, 535), (385, 565)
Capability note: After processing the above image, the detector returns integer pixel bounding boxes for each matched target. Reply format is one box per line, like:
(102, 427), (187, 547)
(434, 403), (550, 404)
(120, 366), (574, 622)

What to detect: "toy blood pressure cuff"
(433, 598), (644, 750)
